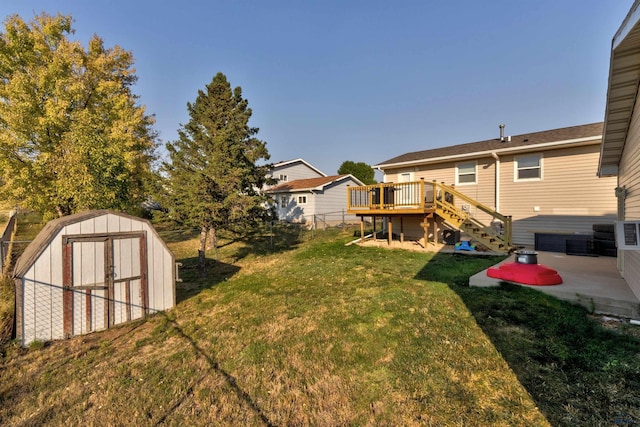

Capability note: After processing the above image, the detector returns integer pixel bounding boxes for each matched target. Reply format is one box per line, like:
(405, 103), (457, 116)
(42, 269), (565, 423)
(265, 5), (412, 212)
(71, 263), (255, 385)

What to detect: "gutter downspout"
(491, 151), (500, 212)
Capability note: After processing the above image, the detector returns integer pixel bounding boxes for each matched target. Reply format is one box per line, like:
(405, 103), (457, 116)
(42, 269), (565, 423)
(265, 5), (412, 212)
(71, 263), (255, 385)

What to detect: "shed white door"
(62, 232), (148, 338)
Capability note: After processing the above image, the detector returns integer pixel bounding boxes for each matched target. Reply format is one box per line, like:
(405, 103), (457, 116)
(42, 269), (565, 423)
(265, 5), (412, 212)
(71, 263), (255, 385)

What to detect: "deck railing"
(347, 179), (513, 248)
(347, 180), (435, 211)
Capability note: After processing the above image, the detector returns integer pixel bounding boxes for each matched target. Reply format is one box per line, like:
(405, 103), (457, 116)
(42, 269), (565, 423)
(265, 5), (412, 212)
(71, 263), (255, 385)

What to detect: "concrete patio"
(469, 251), (640, 319)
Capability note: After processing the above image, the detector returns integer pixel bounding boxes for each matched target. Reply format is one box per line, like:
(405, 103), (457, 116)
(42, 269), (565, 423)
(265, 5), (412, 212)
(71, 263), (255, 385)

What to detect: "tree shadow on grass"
(228, 222), (305, 262)
(415, 252), (640, 426)
(155, 226), (200, 243)
(175, 256), (240, 304)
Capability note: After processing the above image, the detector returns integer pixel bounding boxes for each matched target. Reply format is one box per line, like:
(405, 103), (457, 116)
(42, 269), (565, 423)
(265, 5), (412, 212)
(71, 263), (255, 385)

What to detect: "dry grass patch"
(0, 226), (553, 425)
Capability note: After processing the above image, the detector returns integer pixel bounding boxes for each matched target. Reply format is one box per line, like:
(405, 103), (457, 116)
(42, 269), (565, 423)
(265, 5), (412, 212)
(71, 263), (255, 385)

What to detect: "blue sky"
(2, 1), (635, 176)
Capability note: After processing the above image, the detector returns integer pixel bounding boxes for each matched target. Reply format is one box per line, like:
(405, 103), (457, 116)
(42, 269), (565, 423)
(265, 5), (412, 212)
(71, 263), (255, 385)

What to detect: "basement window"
(515, 154), (542, 181)
(456, 162), (477, 185)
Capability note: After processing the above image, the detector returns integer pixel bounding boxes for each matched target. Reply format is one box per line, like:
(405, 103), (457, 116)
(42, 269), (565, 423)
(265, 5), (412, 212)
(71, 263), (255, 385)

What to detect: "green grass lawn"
(1, 224), (639, 426)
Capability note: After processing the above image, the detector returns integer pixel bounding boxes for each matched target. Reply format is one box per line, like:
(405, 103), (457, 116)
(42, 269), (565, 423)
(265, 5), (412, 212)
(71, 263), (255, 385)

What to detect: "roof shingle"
(377, 122), (603, 167)
(266, 175), (352, 192)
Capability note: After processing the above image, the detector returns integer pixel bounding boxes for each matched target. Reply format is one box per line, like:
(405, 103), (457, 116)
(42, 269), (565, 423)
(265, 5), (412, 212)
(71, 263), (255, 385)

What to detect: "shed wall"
(17, 213), (174, 346)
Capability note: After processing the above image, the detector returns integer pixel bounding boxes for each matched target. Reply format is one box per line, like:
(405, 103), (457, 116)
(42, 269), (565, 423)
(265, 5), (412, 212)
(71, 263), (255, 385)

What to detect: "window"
(515, 154), (542, 181)
(280, 196), (287, 208)
(456, 162), (477, 185)
(279, 174), (288, 182)
(297, 196), (307, 204)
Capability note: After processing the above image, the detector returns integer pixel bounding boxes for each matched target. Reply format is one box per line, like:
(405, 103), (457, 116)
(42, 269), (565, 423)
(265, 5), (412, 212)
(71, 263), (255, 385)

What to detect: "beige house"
(348, 123), (617, 250)
(599, 0), (640, 301)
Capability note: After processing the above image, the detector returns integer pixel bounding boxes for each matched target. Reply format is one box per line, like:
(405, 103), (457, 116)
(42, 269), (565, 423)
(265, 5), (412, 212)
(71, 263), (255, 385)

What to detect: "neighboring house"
(266, 158), (326, 186)
(599, 0), (640, 301)
(354, 122), (617, 248)
(267, 174), (364, 227)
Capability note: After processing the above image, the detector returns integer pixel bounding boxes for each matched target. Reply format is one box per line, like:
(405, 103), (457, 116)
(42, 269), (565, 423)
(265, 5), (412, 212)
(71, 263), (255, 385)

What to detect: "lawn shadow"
(175, 256), (240, 304)
(229, 222), (305, 262)
(155, 226), (200, 243)
(415, 252), (640, 425)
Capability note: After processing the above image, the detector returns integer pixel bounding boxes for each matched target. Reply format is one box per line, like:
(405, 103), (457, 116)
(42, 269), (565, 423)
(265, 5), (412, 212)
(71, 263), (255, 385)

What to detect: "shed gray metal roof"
(600, 0), (640, 176)
(376, 122), (603, 169)
(14, 210), (172, 278)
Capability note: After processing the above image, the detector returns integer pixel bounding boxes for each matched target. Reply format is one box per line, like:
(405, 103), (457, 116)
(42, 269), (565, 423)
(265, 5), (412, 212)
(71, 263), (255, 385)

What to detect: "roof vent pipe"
(499, 124), (505, 142)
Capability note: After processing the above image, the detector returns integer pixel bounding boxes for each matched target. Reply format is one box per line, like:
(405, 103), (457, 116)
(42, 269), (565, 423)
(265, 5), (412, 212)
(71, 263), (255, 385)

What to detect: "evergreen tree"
(0, 13), (156, 218)
(338, 160), (376, 185)
(162, 72), (272, 275)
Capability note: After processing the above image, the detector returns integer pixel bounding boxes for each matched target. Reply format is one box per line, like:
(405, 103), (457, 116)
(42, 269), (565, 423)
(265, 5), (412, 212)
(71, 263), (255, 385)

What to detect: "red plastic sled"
(487, 262), (563, 286)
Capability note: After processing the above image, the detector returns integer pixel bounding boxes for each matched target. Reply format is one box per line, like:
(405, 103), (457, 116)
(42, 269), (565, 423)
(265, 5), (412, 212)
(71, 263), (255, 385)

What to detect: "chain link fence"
(18, 277), (160, 346)
(309, 210), (360, 230)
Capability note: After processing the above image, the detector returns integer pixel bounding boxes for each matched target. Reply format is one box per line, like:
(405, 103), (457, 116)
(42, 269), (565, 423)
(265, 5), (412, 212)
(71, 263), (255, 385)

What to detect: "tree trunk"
(198, 226), (209, 277)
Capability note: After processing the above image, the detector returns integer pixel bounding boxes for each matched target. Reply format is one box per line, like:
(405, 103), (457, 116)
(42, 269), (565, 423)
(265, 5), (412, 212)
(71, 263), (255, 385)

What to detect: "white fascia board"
(271, 158), (327, 177)
(613, 0), (640, 50)
(375, 136), (601, 170)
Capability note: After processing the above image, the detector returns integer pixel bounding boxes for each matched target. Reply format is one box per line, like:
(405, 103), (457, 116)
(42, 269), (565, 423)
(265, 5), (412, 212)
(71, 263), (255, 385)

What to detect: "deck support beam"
(388, 216), (393, 245)
(373, 216), (377, 241)
(360, 216), (365, 243)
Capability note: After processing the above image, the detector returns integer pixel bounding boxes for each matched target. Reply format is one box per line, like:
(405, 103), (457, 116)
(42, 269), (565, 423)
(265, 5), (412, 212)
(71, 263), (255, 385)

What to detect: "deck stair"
(347, 180), (514, 253)
(435, 201), (508, 252)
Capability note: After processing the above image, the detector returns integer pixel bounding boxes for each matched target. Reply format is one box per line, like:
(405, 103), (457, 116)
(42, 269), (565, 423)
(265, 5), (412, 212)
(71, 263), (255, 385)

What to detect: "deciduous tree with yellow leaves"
(0, 13), (156, 219)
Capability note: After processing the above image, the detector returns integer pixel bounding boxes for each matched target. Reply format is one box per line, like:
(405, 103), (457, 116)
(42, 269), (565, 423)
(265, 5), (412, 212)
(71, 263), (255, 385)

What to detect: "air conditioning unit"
(615, 221), (640, 250)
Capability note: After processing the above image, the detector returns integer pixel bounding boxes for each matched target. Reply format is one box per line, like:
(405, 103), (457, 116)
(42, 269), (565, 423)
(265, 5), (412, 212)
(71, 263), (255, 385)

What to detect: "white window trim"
(297, 195), (307, 205)
(455, 161), (477, 186)
(280, 196), (288, 208)
(514, 153), (543, 182)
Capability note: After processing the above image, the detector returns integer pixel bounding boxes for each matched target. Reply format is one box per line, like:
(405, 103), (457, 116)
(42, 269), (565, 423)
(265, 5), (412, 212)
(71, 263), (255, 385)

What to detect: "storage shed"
(14, 210), (176, 347)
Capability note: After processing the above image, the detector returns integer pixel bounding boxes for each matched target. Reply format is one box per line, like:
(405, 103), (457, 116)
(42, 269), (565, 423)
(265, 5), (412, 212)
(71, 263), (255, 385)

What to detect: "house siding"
(499, 144), (617, 246)
(381, 143), (616, 246)
(274, 178), (361, 226)
(618, 95), (640, 301)
(268, 162), (324, 183)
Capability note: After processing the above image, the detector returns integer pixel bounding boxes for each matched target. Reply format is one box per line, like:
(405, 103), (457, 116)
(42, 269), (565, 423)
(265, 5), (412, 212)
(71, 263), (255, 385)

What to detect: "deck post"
(373, 216), (377, 241)
(388, 216), (393, 245)
(360, 216), (364, 243)
(423, 215), (428, 246)
(400, 216), (404, 243)
(433, 216), (439, 244)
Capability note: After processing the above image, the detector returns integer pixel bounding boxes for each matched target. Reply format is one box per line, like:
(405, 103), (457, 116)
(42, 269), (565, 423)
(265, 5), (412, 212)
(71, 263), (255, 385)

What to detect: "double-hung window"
(456, 162), (477, 185)
(515, 154), (542, 181)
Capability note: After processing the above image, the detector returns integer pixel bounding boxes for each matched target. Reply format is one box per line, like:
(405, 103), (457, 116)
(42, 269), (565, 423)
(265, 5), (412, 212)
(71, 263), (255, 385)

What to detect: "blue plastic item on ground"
(454, 241), (475, 251)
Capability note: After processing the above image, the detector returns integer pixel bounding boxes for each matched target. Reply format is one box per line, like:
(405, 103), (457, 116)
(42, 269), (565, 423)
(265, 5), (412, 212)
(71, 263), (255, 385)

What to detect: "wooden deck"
(346, 180), (513, 253)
